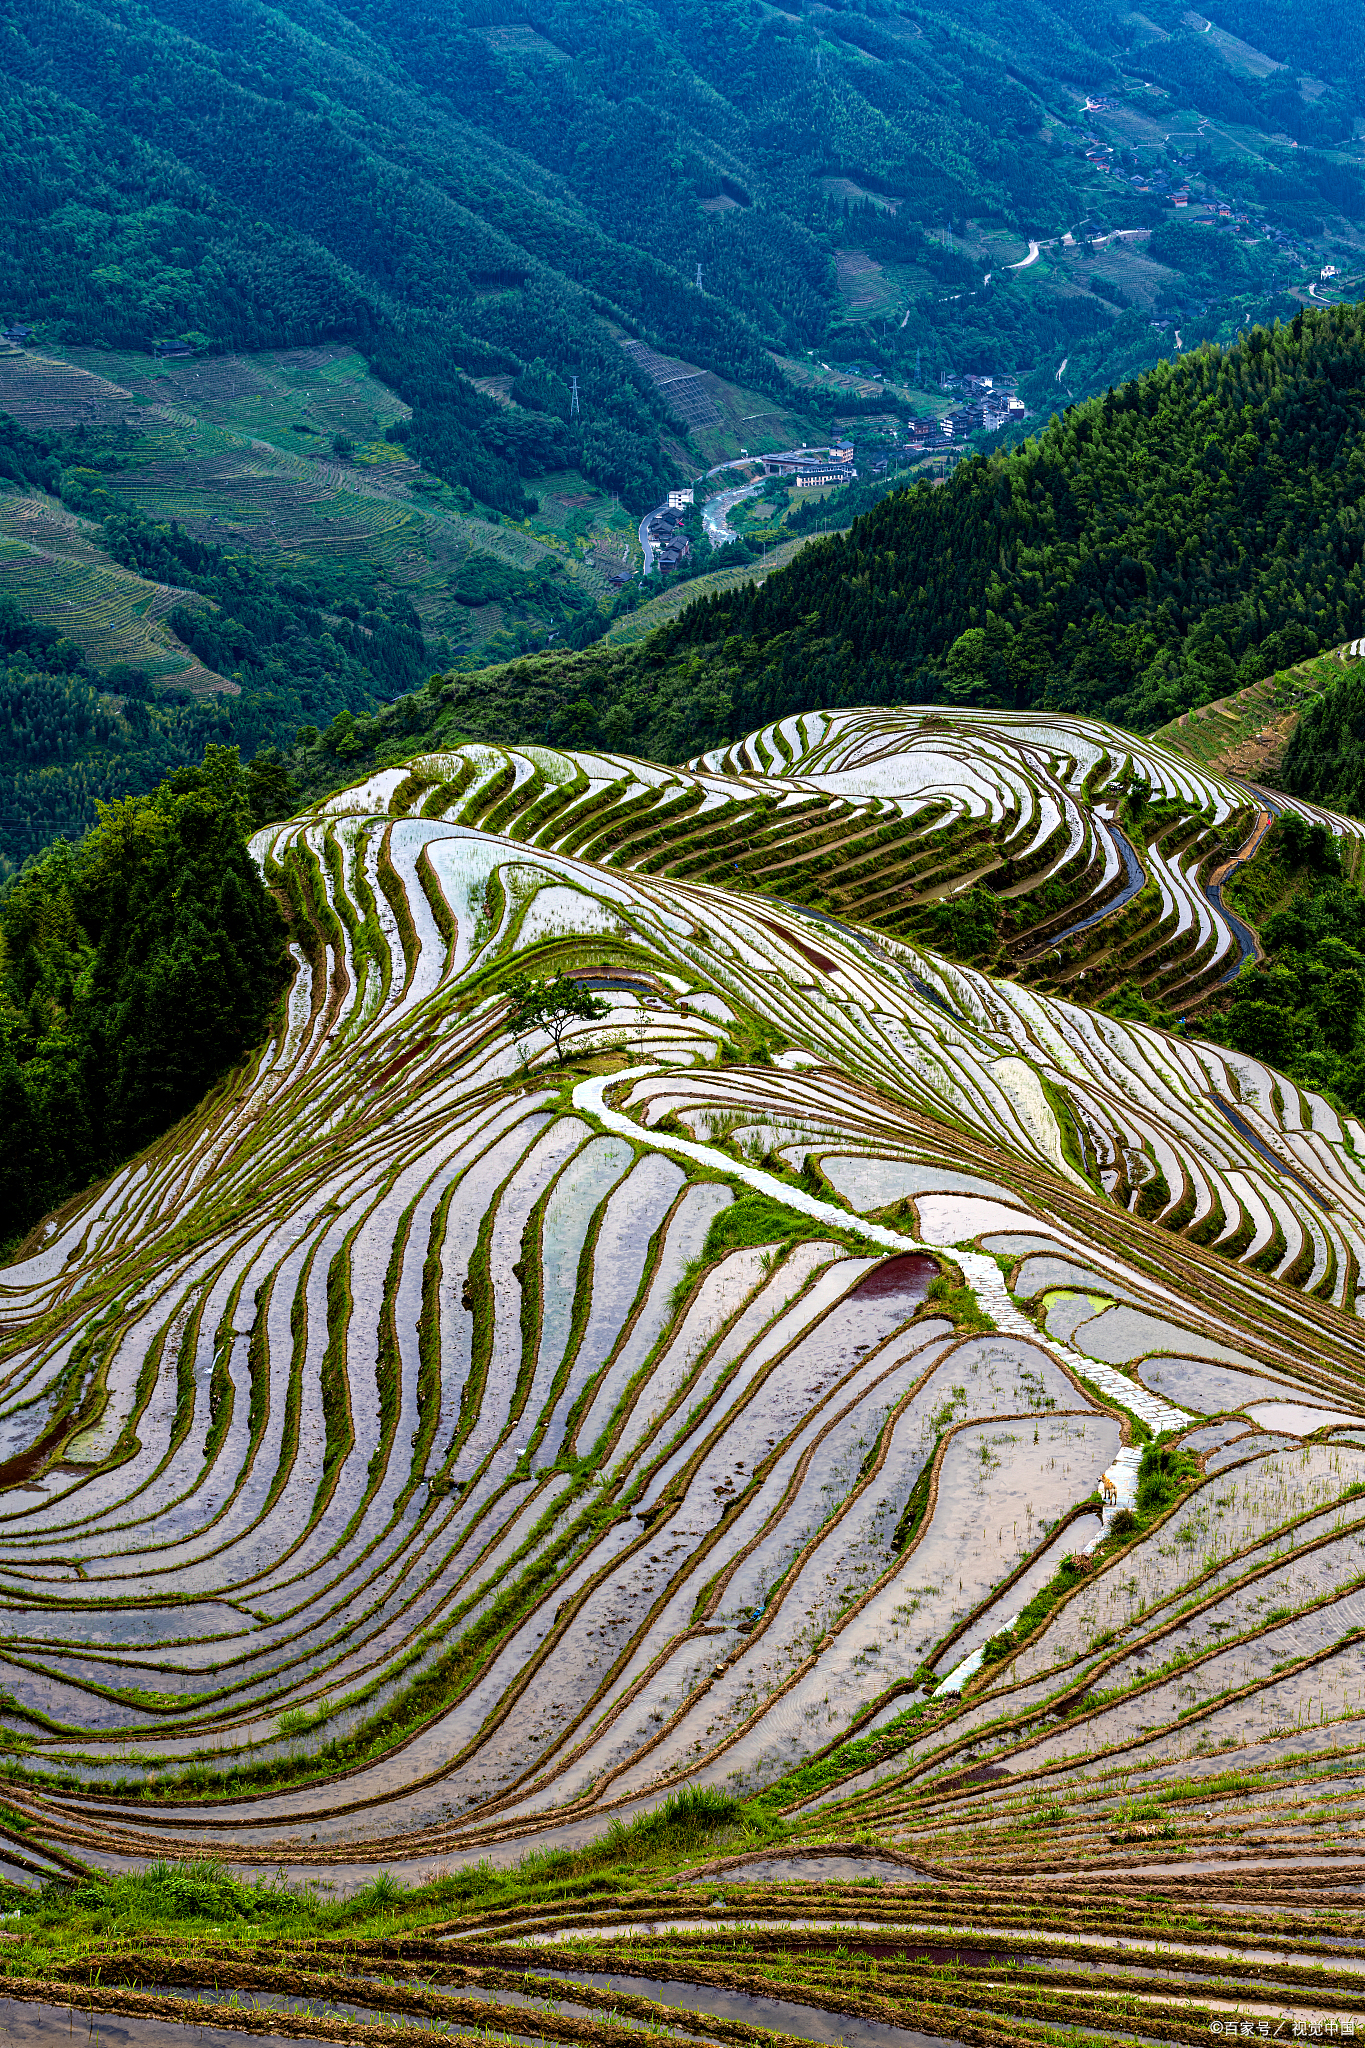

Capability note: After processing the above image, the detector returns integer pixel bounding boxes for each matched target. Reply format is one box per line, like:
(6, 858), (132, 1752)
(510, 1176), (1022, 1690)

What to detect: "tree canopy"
(0, 746), (290, 1250)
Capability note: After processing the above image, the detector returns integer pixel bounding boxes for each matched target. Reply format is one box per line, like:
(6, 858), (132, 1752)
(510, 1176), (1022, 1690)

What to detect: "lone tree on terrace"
(506, 971), (609, 1064)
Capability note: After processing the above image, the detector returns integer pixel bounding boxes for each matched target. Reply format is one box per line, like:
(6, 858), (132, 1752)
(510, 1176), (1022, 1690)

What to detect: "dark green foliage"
(504, 971), (609, 1063)
(669, 309), (1365, 732)
(1135, 1442), (1199, 1515)
(91, 498), (428, 713)
(0, 746), (290, 1250)
(1139, 0), (1361, 146)
(919, 885), (1003, 965)
(0, 580), (241, 877)
(1212, 820), (1365, 1116)
(245, 749), (298, 830)
(0, 0), (1333, 541)
(452, 555), (557, 610)
(1100, 981), (1171, 1027)
(1283, 661), (1365, 816)
(64, 1860), (296, 1926)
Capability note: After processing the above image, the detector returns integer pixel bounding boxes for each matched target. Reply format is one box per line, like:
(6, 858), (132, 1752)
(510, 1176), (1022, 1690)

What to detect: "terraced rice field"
(1156, 646), (1357, 782)
(5, 705), (1365, 2038)
(0, 493), (220, 689)
(0, 346), (612, 666)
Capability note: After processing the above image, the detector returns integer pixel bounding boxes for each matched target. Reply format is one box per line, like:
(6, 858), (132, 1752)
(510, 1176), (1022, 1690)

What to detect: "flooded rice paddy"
(2, 706), (1365, 2041)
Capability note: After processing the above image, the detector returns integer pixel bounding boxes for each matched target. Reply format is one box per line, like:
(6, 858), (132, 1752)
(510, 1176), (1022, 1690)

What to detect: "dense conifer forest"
(264, 306), (1365, 775)
(0, 747), (289, 1248)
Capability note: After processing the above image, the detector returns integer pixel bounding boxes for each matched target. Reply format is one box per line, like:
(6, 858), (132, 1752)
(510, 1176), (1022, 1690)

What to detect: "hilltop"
(7, 0), (1365, 2025)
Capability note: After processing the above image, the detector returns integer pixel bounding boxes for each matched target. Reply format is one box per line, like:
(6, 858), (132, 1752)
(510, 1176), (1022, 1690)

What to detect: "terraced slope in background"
(0, 345), (611, 681)
(335, 703), (1362, 1012)
(0, 708), (1364, 1936)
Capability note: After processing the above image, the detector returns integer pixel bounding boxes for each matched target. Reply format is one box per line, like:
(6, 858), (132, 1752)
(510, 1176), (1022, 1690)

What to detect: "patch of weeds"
(1136, 1441), (1200, 1514)
(58, 1859), (304, 1928)
(926, 1272), (993, 1333)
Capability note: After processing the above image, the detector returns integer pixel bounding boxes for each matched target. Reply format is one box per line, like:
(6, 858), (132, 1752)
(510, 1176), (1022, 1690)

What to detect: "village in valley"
(638, 371), (1028, 583)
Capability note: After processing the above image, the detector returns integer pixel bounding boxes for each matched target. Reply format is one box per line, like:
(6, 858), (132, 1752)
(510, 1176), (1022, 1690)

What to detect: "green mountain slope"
(668, 305), (1365, 730)
(6, 0), (1364, 530)
(6, 295), (1340, 873)
(1282, 649), (1365, 818)
(262, 305), (1365, 788)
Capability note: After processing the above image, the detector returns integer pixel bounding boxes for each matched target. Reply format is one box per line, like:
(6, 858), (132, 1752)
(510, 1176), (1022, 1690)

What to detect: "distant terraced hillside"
(326, 705), (1362, 1014)
(1155, 642), (1365, 783)
(2, 703), (1365, 1950)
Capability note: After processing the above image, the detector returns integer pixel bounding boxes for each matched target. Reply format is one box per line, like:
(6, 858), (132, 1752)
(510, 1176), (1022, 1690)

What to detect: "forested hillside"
(669, 306), (1365, 732)
(0, 747), (288, 1246)
(5, 0), (1362, 526)
(277, 305), (1365, 781)
(0, 407), (421, 874)
(1283, 659), (1365, 818)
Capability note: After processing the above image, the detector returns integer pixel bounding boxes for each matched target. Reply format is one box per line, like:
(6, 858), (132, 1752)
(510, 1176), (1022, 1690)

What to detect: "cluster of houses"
(0, 324), (32, 354)
(647, 499), (692, 571)
(907, 375), (1024, 446)
(761, 441), (857, 486)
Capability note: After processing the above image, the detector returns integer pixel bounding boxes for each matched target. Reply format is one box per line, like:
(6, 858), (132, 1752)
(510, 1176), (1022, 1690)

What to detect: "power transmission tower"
(695, 263), (703, 291)
(914, 346), (921, 384)
(570, 376), (580, 418)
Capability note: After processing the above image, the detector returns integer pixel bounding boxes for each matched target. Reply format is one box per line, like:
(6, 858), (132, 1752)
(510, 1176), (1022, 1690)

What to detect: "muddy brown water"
(849, 1255), (937, 1303)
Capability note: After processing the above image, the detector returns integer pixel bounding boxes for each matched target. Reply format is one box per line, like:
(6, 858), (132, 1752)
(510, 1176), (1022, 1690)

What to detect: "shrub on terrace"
(1135, 1442), (1199, 1515)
